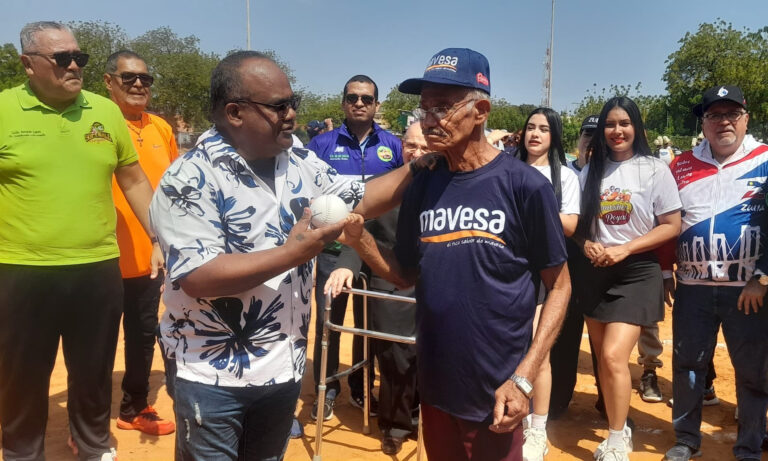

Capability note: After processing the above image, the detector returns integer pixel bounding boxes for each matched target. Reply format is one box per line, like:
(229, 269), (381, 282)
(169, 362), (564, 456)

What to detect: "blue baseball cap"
(398, 48), (491, 95)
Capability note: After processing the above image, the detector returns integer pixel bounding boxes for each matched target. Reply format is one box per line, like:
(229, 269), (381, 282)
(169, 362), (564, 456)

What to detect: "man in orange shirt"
(105, 50), (177, 436)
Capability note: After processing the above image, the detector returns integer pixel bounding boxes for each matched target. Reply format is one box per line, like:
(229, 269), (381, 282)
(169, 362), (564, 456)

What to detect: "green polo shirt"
(0, 83), (138, 265)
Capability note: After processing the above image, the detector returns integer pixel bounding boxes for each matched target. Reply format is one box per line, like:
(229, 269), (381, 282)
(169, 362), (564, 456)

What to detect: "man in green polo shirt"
(0, 21), (160, 461)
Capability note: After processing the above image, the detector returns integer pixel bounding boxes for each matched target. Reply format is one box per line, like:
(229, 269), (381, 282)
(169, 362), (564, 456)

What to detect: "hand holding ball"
(310, 195), (350, 228)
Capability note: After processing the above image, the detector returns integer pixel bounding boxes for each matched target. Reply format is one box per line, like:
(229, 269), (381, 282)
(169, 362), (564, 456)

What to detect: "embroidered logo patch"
(717, 87), (729, 98)
(84, 122), (113, 143)
(377, 146), (393, 162)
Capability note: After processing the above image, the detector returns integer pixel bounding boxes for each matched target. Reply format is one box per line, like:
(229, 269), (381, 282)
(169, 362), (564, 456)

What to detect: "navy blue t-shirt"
(394, 152), (567, 422)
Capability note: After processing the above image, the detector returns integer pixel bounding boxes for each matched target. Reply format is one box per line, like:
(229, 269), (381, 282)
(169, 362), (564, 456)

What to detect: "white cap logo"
(717, 87), (728, 97)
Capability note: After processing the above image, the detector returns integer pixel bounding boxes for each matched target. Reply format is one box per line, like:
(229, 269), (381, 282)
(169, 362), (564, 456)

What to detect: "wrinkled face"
(701, 101), (749, 152)
(22, 28), (83, 105)
(105, 57), (151, 117)
(604, 107), (635, 156)
(342, 81), (378, 125)
(402, 123), (428, 162)
(418, 84), (479, 151)
(524, 113), (551, 160)
(236, 58), (297, 157)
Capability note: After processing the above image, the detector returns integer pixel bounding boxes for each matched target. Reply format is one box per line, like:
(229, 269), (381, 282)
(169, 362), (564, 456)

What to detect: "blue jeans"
(672, 284), (768, 459)
(173, 377), (300, 461)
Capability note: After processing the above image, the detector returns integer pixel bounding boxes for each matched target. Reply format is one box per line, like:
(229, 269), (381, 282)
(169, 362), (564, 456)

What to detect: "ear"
(375, 101), (381, 112)
(103, 73), (113, 92)
(20, 55), (34, 77)
(224, 102), (245, 128)
(473, 98), (491, 124)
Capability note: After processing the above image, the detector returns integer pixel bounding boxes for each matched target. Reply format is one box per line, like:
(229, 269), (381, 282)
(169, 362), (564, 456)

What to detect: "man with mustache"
(339, 48), (571, 460)
(663, 85), (768, 461)
(104, 50), (177, 437)
(0, 21), (157, 461)
(307, 74), (403, 421)
(148, 51), (413, 459)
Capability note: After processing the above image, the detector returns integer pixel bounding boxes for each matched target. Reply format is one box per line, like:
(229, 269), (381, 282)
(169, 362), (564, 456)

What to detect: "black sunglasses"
(344, 93), (375, 105)
(232, 95), (301, 116)
(27, 51), (89, 68)
(112, 72), (154, 87)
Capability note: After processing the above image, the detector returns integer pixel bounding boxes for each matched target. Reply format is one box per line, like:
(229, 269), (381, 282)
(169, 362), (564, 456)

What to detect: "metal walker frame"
(313, 279), (423, 461)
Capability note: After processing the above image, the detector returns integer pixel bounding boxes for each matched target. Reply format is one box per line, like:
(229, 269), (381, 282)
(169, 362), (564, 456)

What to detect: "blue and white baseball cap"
(398, 48), (490, 95)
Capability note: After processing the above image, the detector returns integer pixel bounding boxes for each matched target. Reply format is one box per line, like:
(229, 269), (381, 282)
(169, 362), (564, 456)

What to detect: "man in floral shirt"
(149, 51), (411, 460)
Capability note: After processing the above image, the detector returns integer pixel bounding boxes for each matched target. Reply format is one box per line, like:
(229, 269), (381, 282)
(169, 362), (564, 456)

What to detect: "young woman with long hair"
(517, 107), (581, 461)
(575, 97), (681, 461)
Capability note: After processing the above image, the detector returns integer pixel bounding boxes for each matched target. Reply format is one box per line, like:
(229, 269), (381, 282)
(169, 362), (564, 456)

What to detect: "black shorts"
(576, 252), (664, 326)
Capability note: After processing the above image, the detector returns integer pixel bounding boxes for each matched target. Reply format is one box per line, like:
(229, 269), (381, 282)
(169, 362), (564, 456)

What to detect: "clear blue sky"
(2, 0), (766, 113)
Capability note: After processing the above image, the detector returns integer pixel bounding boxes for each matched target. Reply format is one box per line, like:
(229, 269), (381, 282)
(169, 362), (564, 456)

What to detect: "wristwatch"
(753, 273), (768, 286)
(509, 374), (533, 398)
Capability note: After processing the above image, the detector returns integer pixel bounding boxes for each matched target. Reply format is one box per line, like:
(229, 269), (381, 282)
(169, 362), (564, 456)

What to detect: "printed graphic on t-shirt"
(419, 205), (507, 248)
(599, 185), (633, 225)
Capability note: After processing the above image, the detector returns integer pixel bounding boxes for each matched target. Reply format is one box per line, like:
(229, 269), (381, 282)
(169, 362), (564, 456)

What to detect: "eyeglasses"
(413, 98), (477, 121)
(27, 51), (89, 68)
(344, 93), (376, 105)
(702, 111), (747, 123)
(232, 95), (301, 116)
(112, 72), (154, 87)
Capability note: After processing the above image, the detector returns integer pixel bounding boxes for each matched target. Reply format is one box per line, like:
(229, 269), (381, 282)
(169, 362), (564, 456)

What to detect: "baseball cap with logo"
(398, 48), (491, 95)
(581, 114), (599, 132)
(692, 85), (747, 117)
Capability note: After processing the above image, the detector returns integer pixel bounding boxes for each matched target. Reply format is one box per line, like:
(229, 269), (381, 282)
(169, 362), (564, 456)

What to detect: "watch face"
(759, 275), (768, 286)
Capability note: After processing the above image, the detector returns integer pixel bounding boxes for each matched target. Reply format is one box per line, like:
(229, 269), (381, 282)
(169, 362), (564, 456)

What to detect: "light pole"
(246, 0), (251, 50)
(543, 0), (555, 107)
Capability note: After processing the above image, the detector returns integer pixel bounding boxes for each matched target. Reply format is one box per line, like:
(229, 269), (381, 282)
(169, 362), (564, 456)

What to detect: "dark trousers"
(672, 284), (768, 459)
(120, 274), (164, 420)
(548, 293), (586, 417)
(421, 403), (523, 461)
(369, 280), (418, 438)
(312, 251), (372, 398)
(173, 378), (300, 461)
(0, 260), (123, 461)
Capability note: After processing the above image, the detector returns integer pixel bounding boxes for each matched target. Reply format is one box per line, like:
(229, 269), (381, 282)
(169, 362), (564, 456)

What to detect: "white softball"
(310, 194), (350, 228)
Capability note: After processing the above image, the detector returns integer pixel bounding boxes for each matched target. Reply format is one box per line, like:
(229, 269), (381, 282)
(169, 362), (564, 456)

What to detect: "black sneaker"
(311, 397), (335, 421)
(349, 394), (378, 417)
(663, 443), (702, 460)
(639, 370), (663, 403)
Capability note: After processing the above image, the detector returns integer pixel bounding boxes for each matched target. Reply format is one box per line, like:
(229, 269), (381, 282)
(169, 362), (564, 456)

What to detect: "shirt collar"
(195, 127), (291, 166)
(694, 134), (759, 165)
(16, 81), (89, 113)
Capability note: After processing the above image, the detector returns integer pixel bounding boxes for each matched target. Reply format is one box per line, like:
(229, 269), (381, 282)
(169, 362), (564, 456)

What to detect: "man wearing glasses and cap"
(0, 22), (157, 461)
(339, 48), (570, 460)
(662, 85), (768, 461)
(104, 50), (178, 438)
(307, 74), (403, 421)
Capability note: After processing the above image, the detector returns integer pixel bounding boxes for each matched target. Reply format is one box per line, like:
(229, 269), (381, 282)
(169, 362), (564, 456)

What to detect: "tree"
(131, 27), (219, 130)
(380, 86), (420, 133)
(487, 99), (534, 133)
(0, 43), (26, 90)
(68, 21), (128, 97)
(664, 21), (768, 138)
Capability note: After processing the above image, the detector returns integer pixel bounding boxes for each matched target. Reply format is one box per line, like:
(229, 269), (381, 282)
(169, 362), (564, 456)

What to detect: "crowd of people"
(1, 20), (767, 461)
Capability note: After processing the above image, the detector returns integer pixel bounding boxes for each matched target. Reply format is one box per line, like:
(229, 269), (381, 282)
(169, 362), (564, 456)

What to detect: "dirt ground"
(2, 299), (760, 461)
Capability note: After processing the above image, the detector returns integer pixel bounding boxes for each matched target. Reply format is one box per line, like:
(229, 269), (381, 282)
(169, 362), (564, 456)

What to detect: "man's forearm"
(515, 264), (570, 381)
(353, 165), (412, 219)
(352, 229), (415, 289)
(116, 162), (156, 238)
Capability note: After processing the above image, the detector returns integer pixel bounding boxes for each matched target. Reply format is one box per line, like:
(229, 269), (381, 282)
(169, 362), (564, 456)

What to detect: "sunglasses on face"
(112, 72), (155, 87)
(344, 93), (375, 105)
(232, 94), (302, 116)
(27, 51), (89, 68)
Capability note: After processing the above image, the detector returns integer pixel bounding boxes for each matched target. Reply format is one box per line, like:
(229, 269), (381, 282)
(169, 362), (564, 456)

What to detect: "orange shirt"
(112, 112), (178, 278)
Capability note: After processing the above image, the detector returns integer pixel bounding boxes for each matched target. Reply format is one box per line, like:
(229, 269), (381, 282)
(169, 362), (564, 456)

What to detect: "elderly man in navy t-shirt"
(339, 48), (571, 460)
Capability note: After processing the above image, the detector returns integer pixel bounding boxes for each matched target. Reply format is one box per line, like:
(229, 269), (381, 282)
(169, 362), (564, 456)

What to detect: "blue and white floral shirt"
(150, 128), (364, 387)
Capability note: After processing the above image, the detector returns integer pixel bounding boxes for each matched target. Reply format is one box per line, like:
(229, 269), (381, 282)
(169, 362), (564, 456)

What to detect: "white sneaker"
(593, 426), (633, 460)
(100, 448), (118, 461)
(522, 427), (549, 461)
(595, 446), (629, 461)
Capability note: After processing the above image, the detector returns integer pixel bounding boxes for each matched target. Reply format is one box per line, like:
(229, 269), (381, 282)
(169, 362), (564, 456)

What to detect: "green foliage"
(664, 20), (768, 139)
(380, 86), (420, 133)
(68, 21), (128, 97)
(0, 43), (26, 90)
(487, 99), (535, 134)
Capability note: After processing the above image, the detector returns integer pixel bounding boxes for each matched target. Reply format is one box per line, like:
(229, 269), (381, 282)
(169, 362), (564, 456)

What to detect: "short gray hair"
(20, 21), (73, 53)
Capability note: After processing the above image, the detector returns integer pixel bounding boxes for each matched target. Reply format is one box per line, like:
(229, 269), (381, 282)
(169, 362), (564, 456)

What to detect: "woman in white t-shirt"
(576, 97), (681, 461)
(516, 107), (581, 460)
